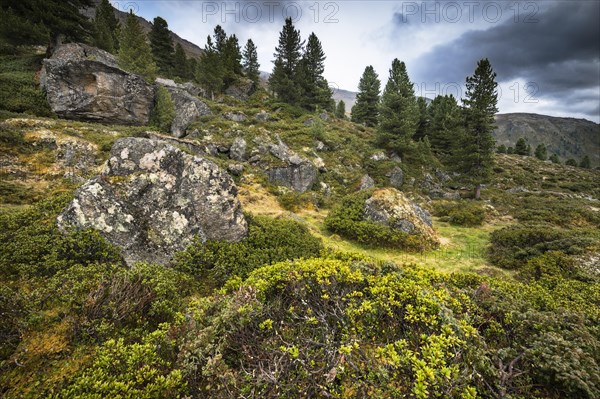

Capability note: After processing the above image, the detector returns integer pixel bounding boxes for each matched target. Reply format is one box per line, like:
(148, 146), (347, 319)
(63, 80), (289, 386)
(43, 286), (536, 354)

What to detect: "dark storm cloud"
(410, 1), (599, 119)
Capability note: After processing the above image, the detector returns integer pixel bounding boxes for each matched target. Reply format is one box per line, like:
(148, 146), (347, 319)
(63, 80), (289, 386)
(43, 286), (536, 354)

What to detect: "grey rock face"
(57, 137), (247, 265)
(223, 112), (247, 122)
(165, 87), (211, 138)
(268, 163), (318, 193)
(389, 166), (404, 189)
(230, 137), (247, 161)
(359, 174), (375, 190)
(155, 78), (203, 97)
(41, 43), (155, 125)
(224, 78), (255, 101)
(370, 151), (388, 161)
(255, 111), (270, 122)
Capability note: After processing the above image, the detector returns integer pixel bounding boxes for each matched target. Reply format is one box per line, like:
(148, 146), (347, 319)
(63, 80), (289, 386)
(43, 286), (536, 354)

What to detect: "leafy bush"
(324, 190), (437, 251)
(174, 215), (323, 289)
(488, 224), (599, 269)
(433, 200), (486, 226)
(517, 251), (590, 282)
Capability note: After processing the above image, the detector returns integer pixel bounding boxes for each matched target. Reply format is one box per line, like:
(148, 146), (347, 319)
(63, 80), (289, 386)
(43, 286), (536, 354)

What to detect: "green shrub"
(433, 200), (486, 226)
(0, 121), (25, 145)
(518, 251), (589, 282)
(488, 224), (599, 270)
(324, 190), (437, 251)
(174, 215), (323, 289)
(151, 86), (176, 132)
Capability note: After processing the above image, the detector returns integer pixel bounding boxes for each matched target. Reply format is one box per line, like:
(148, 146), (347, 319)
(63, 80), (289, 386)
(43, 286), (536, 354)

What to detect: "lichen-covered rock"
(363, 188), (437, 242)
(41, 43), (155, 125)
(224, 78), (255, 101)
(57, 137), (247, 265)
(268, 163), (318, 193)
(230, 137), (247, 161)
(223, 112), (247, 122)
(164, 87), (211, 138)
(388, 166), (404, 189)
(359, 174), (375, 190)
(56, 139), (98, 174)
(255, 111), (270, 122)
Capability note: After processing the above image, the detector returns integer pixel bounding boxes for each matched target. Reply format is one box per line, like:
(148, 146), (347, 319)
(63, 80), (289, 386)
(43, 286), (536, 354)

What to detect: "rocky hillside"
(494, 113), (600, 167)
(81, 0), (203, 59)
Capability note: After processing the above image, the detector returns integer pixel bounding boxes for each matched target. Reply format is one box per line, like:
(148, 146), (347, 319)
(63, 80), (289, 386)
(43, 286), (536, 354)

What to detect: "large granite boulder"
(363, 188), (437, 244)
(57, 137), (247, 265)
(164, 87), (212, 138)
(265, 137), (318, 192)
(41, 43), (155, 125)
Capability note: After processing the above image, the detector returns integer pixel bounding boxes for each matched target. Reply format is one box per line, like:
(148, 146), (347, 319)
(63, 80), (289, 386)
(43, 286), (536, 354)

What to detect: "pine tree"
(269, 17), (304, 105)
(549, 153), (560, 164)
(151, 86), (175, 132)
(426, 94), (462, 156)
(565, 158), (577, 167)
(497, 144), (507, 154)
(507, 146), (514, 154)
(118, 11), (157, 82)
(173, 43), (189, 79)
(515, 137), (529, 155)
(242, 39), (260, 84)
(196, 36), (223, 99)
(351, 66), (381, 127)
(579, 155), (591, 169)
(149, 16), (174, 76)
(0, 0), (93, 52)
(377, 59), (418, 154)
(335, 100), (346, 119)
(297, 33), (332, 111)
(92, 0), (119, 53)
(534, 144), (547, 160)
(213, 25), (227, 53)
(222, 34), (243, 86)
(453, 58), (498, 200)
(413, 97), (429, 141)
(187, 57), (198, 81)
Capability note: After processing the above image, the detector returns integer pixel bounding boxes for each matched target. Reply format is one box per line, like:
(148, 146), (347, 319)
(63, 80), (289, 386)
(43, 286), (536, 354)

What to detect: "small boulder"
(224, 112), (247, 122)
(224, 78), (255, 101)
(164, 87), (211, 138)
(57, 137), (247, 265)
(267, 163), (318, 193)
(359, 174), (375, 190)
(229, 137), (247, 161)
(228, 163), (245, 176)
(255, 111), (270, 122)
(388, 167), (404, 189)
(370, 152), (388, 161)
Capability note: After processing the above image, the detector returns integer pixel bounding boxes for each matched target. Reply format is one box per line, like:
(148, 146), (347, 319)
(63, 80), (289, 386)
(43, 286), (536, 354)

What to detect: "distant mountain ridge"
(494, 113), (599, 167)
(82, 0), (203, 59)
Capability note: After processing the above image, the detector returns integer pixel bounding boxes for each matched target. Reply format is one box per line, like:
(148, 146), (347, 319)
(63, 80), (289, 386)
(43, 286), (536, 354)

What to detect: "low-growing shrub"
(324, 190), (437, 251)
(174, 215), (323, 289)
(488, 224), (599, 270)
(433, 200), (486, 226)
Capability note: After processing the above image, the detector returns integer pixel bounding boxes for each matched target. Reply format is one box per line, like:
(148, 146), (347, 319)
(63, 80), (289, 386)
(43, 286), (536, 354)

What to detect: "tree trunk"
(475, 184), (481, 200)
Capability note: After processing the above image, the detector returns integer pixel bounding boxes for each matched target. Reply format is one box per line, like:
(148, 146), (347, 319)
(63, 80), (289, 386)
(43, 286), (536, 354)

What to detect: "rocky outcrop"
(224, 78), (255, 101)
(363, 188), (437, 243)
(57, 137), (247, 265)
(164, 87), (211, 137)
(359, 174), (375, 190)
(229, 137), (247, 161)
(388, 167), (404, 189)
(265, 137), (318, 192)
(41, 43), (155, 125)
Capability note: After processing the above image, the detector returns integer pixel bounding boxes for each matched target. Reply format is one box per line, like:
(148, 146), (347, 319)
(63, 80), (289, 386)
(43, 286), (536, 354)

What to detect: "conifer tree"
(413, 97), (429, 141)
(496, 144), (507, 154)
(579, 155), (591, 169)
(213, 25), (227, 53)
(92, 0), (119, 53)
(173, 43), (189, 79)
(242, 39), (260, 84)
(118, 11), (157, 82)
(351, 66), (381, 127)
(515, 137), (529, 155)
(452, 58), (498, 200)
(151, 86), (175, 132)
(0, 0), (93, 52)
(222, 34), (243, 86)
(426, 94), (462, 156)
(297, 33), (332, 111)
(187, 57), (198, 81)
(565, 158), (577, 167)
(549, 153), (560, 164)
(335, 100), (346, 119)
(196, 36), (223, 99)
(534, 143), (547, 160)
(149, 16), (174, 76)
(377, 59), (418, 153)
(269, 17), (304, 104)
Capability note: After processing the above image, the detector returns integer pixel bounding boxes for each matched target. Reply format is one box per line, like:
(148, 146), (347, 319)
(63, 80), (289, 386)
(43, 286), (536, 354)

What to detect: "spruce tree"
(453, 58), (498, 199)
(351, 66), (381, 127)
(222, 34), (243, 86)
(196, 36), (223, 99)
(92, 0), (119, 53)
(151, 86), (175, 132)
(0, 0), (93, 52)
(297, 33), (332, 111)
(549, 153), (560, 164)
(579, 155), (591, 169)
(335, 100), (346, 119)
(496, 144), (507, 154)
(149, 16), (174, 76)
(118, 11), (157, 82)
(413, 97), (429, 141)
(173, 43), (189, 79)
(213, 25), (227, 53)
(377, 59), (418, 154)
(534, 143), (547, 160)
(515, 137), (529, 155)
(566, 158), (577, 167)
(269, 17), (304, 105)
(426, 94), (462, 156)
(242, 39), (260, 84)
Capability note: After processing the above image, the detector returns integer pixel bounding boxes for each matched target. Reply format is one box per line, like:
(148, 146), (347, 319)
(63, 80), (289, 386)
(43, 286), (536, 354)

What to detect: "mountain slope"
(493, 113), (599, 167)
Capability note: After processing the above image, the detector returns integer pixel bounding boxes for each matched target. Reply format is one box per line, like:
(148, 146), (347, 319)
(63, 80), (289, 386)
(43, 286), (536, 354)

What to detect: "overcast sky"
(114, 0), (599, 122)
